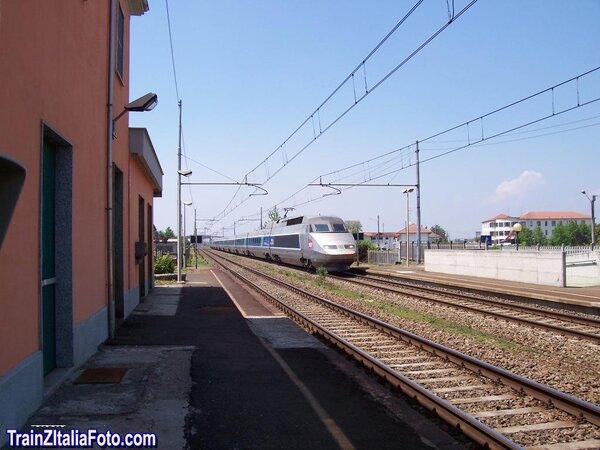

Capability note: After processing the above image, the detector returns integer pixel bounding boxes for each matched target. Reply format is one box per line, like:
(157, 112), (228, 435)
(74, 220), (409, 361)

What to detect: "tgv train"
(211, 215), (357, 272)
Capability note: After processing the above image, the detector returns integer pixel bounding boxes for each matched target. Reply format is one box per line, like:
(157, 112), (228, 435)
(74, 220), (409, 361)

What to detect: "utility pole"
(582, 190), (597, 247)
(176, 100), (183, 282)
(402, 188), (414, 266)
(406, 195), (410, 267)
(415, 141), (422, 264)
(194, 208), (198, 269)
(377, 215), (380, 250)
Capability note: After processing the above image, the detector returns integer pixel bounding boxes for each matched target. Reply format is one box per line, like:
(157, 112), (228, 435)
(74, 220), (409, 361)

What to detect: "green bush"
(155, 254), (175, 274)
(316, 266), (328, 284)
(357, 239), (376, 261)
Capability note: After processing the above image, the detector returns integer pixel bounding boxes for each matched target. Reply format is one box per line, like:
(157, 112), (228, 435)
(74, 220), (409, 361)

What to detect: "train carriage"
(212, 215), (356, 272)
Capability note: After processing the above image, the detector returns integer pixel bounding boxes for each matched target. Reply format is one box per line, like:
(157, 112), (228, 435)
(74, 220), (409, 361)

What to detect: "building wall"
(481, 218), (520, 245)
(127, 157), (157, 310)
(0, 0), (110, 377)
(0, 1), (153, 443)
(482, 216), (593, 244)
(523, 218), (592, 239)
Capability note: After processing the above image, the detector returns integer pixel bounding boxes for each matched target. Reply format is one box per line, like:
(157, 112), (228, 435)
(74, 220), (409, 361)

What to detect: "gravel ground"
(228, 254), (600, 406)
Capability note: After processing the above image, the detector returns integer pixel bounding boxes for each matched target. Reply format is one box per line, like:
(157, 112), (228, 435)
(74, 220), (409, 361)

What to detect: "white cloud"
(492, 170), (544, 203)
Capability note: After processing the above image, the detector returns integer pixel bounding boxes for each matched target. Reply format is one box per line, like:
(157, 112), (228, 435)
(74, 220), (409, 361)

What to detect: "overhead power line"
(211, 0), (480, 223)
(315, 66), (600, 186)
(224, 66), (600, 226)
(165, 0), (180, 101)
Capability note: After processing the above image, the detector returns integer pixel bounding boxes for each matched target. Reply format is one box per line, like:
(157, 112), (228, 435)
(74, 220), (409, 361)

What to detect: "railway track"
(204, 250), (600, 450)
(333, 272), (600, 344)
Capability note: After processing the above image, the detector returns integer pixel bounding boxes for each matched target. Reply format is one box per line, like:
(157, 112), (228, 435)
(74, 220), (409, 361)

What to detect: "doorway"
(40, 126), (73, 376)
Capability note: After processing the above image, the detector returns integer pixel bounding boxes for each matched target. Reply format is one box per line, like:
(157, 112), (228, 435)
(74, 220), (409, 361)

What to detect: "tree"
(430, 225), (448, 243)
(518, 225), (547, 246)
(566, 221), (592, 245)
(345, 220), (362, 234)
(155, 228), (166, 242)
(163, 227), (175, 239)
(549, 221), (591, 246)
(268, 206), (281, 223)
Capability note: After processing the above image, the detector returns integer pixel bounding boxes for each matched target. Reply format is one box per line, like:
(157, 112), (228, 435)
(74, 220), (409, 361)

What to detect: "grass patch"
(370, 300), (521, 351)
(319, 282), (365, 300)
(269, 264), (535, 354)
(189, 254), (209, 266)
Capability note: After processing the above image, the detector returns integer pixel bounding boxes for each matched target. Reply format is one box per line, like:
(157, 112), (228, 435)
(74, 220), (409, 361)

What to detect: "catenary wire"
(211, 0), (480, 223)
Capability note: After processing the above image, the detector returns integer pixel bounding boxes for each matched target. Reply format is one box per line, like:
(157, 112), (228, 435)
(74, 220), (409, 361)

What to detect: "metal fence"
(367, 244), (597, 265)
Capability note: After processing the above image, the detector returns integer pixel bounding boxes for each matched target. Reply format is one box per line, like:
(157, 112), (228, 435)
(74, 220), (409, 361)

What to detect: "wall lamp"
(112, 92), (158, 138)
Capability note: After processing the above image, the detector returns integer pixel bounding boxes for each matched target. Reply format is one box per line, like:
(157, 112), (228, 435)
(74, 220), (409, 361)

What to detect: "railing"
(367, 244), (598, 265)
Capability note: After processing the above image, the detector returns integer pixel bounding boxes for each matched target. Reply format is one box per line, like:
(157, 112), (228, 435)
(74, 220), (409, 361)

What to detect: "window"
(545, 221), (548, 226)
(313, 224), (330, 232)
(116, 6), (124, 78)
(552, 221), (556, 226)
(545, 230), (548, 236)
(529, 221), (533, 227)
(537, 221), (541, 226)
(273, 234), (300, 249)
(332, 223), (347, 232)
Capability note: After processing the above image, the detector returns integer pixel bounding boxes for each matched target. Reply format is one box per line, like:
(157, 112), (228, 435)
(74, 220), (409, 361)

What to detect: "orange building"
(0, 1), (162, 441)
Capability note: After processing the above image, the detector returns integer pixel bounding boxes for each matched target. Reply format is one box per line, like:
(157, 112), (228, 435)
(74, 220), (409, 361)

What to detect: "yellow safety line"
(210, 270), (354, 448)
(259, 340), (356, 450)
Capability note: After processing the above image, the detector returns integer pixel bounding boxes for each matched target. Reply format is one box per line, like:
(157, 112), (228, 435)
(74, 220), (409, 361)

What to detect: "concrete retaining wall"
(424, 250), (566, 287)
(566, 251), (600, 287)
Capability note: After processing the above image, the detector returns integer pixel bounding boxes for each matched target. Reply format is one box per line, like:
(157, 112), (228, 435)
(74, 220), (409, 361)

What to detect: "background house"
(364, 224), (439, 249)
(481, 212), (592, 245)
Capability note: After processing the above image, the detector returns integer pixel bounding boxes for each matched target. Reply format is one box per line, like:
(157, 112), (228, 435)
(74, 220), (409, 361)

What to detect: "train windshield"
(311, 223), (348, 233)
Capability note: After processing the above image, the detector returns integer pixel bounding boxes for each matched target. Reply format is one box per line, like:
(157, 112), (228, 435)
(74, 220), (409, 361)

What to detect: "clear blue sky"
(129, 0), (600, 239)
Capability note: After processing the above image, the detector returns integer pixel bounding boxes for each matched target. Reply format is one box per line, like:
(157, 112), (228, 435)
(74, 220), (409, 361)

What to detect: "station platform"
(358, 263), (600, 315)
(22, 266), (471, 449)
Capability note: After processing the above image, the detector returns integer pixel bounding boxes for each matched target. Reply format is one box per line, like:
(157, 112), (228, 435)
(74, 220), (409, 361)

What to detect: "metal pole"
(592, 196), (597, 247)
(177, 100), (183, 282)
(183, 206), (187, 268)
(194, 209), (198, 269)
(582, 191), (597, 247)
(415, 141), (422, 264)
(377, 215), (380, 250)
(406, 193), (410, 267)
(260, 207), (263, 229)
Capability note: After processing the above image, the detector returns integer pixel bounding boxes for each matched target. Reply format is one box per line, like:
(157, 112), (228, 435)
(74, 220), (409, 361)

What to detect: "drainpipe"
(106, 0), (116, 340)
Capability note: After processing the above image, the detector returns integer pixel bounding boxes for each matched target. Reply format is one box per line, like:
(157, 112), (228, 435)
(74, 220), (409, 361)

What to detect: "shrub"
(357, 239), (377, 261)
(155, 254), (175, 274)
(316, 266), (328, 284)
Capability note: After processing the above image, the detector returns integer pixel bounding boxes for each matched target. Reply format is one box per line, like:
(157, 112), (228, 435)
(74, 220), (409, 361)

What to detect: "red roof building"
(481, 211), (592, 245)
(364, 224), (440, 248)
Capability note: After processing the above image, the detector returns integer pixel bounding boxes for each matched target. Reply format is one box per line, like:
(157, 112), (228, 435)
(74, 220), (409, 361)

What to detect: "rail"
(205, 249), (600, 449)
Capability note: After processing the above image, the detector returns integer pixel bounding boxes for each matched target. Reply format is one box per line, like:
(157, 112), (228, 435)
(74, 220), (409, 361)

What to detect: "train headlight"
(323, 245), (338, 249)
(344, 244), (355, 249)
(308, 239), (313, 249)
